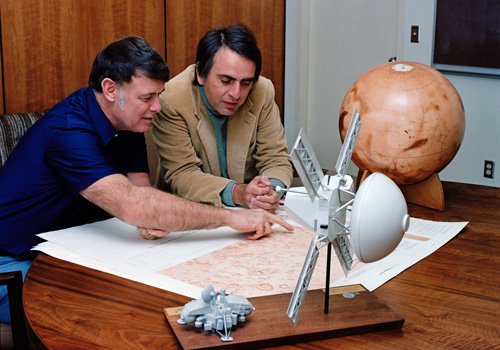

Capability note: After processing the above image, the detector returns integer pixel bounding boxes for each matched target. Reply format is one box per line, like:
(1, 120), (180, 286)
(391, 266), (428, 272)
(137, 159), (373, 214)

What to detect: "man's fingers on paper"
(259, 211), (294, 233)
(137, 227), (165, 240)
(245, 211), (294, 240)
(247, 221), (272, 240)
(270, 215), (294, 232)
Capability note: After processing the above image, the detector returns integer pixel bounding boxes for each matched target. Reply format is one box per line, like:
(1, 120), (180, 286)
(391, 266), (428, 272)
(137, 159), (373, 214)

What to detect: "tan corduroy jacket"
(153, 65), (293, 207)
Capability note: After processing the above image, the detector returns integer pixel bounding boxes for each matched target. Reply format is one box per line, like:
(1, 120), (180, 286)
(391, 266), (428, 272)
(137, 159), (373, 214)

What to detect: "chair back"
(0, 112), (44, 169)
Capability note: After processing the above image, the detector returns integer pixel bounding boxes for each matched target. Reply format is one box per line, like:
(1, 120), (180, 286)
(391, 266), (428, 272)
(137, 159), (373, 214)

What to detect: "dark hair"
(195, 23), (262, 84)
(88, 36), (169, 92)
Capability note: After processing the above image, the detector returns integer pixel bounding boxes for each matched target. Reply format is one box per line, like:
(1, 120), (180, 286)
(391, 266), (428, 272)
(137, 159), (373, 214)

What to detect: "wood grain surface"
(165, 0), (285, 115)
(0, 0), (166, 113)
(164, 290), (403, 349)
(0, 0), (285, 117)
(23, 182), (500, 349)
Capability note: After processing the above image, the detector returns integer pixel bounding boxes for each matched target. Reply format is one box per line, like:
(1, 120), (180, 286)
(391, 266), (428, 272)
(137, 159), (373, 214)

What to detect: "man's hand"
(225, 208), (294, 240)
(233, 176), (280, 212)
(138, 209), (293, 241)
(137, 227), (170, 240)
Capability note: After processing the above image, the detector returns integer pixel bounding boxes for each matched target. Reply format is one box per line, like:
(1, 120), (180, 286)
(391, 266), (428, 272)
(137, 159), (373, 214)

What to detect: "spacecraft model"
(176, 284), (255, 342)
(284, 109), (410, 324)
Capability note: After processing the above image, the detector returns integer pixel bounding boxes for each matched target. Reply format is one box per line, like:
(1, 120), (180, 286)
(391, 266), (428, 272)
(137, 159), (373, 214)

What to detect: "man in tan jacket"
(153, 24), (292, 212)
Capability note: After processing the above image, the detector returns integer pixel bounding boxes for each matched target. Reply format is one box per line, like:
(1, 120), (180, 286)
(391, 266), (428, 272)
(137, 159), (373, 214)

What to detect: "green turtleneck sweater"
(198, 86), (285, 207)
(199, 86), (236, 206)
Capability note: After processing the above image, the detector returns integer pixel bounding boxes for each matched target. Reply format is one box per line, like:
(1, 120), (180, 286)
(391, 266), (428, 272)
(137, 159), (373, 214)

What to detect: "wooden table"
(23, 182), (500, 349)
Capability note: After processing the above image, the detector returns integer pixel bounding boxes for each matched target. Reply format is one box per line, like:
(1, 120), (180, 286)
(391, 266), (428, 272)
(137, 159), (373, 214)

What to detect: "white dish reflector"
(350, 173), (410, 263)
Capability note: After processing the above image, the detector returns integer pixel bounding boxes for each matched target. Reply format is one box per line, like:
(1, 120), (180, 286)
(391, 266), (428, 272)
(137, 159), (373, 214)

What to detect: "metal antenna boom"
(286, 108), (361, 324)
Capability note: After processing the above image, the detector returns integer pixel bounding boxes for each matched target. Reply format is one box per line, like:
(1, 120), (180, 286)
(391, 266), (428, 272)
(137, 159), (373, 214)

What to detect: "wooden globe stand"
(357, 170), (445, 211)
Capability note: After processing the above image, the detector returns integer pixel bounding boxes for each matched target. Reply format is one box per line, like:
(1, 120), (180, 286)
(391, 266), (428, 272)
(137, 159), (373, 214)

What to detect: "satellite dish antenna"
(350, 172), (410, 263)
(201, 284), (215, 303)
(284, 109), (409, 324)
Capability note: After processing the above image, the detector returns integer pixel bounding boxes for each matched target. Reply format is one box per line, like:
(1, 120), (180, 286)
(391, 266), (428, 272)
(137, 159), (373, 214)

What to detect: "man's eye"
(141, 96), (152, 102)
(221, 79), (232, 85)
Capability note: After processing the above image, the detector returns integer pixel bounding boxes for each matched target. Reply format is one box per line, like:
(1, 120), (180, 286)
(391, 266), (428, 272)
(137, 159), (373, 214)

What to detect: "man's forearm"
(82, 174), (231, 232)
(127, 185), (231, 231)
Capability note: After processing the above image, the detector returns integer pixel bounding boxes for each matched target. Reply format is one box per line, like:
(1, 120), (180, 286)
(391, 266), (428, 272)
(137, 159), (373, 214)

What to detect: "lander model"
(284, 109), (410, 324)
(176, 284), (254, 342)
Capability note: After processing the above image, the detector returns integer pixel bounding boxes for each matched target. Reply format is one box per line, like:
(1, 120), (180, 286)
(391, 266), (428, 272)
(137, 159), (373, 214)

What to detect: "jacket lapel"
(195, 95), (221, 176)
(227, 102), (256, 183)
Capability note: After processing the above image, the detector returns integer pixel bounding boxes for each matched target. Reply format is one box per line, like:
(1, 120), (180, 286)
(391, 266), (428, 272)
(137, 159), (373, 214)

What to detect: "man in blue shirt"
(0, 36), (293, 324)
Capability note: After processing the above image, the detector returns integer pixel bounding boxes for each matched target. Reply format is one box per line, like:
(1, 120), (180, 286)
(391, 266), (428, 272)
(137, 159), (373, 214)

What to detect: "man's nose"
(228, 83), (241, 100)
(150, 95), (161, 112)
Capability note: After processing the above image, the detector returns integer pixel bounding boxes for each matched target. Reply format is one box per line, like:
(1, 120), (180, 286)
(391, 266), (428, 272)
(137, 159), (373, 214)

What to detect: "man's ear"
(195, 65), (204, 85)
(101, 78), (118, 102)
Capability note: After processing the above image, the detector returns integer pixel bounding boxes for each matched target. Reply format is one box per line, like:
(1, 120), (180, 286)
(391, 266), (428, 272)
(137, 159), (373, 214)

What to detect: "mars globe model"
(339, 61), (465, 185)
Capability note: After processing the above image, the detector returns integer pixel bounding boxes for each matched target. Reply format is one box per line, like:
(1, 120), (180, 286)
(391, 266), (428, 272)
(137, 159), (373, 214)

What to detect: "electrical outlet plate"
(411, 25), (419, 43)
(484, 160), (495, 179)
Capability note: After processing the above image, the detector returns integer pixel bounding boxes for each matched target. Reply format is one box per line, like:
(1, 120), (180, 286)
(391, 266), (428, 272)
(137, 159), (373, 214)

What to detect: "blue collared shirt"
(0, 87), (148, 255)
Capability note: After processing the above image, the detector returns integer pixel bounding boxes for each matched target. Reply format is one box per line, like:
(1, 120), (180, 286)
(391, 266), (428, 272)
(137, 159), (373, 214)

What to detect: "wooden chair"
(0, 271), (29, 349)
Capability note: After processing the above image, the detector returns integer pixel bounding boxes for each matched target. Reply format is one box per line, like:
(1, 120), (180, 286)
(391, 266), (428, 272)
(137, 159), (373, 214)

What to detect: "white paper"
(38, 218), (245, 271)
(33, 216), (467, 298)
(332, 218), (468, 290)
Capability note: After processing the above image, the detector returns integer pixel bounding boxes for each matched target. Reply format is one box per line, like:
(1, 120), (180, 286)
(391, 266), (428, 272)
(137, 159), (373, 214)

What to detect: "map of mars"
(160, 222), (361, 298)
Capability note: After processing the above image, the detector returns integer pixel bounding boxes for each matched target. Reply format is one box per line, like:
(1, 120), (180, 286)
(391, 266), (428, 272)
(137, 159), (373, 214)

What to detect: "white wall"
(286, 0), (399, 174)
(285, 0), (500, 187)
(399, 0), (500, 187)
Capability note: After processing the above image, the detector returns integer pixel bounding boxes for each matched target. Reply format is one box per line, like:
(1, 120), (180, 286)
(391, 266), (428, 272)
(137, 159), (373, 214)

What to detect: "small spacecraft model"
(284, 109), (410, 324)
(177, 284), (255, 342)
